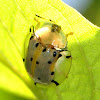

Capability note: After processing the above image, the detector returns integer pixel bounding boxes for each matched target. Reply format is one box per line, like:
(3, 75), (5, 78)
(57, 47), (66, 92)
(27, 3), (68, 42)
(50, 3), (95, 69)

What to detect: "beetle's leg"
(66, 32), (73, 38)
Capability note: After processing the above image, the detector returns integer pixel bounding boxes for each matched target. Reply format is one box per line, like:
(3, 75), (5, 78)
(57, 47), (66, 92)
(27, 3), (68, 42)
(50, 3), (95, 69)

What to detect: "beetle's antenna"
(35, 14), (54, 22)
(35, 14), (42, 18)
(66, 32), (73, 38)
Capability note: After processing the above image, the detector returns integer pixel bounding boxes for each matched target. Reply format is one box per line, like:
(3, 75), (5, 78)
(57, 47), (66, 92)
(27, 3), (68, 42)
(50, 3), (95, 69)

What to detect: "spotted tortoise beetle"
(23, 14), (72, 86)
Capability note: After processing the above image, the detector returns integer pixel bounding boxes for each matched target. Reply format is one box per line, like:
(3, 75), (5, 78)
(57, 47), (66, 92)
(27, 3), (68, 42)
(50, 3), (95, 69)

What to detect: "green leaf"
(0, 0), (100, 100)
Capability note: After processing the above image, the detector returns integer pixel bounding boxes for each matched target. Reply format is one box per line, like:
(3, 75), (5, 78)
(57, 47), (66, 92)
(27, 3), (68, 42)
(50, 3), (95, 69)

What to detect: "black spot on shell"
(36, 61), (39, 64)
(30, 28), (31, 32)
(53, 51), (56, 57)
(23, 59), (25, 62)
(30, 36), (33, 40)
(38, 78), (40, 80)
(51, 72), (54, 75)
(66, 56), (71, 58)
(31, 58), (33, 61)
(51, 80), (59, 86)
(43, 48), (46, 52)
(35, 43), (39, 47)
(48, 61), (52, 64)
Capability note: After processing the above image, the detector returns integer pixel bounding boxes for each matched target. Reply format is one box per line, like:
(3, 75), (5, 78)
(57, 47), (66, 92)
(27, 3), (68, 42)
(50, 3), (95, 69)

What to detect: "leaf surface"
(0, 0), (100, 100)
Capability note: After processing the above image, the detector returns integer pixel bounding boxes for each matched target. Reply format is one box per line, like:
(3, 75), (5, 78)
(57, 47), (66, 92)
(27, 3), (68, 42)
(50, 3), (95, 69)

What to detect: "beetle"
(24, 14), (72, 86)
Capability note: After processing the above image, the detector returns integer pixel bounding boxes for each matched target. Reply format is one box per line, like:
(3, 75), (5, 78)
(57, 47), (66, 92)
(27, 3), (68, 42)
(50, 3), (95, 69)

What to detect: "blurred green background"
(63, 0), (100, 27)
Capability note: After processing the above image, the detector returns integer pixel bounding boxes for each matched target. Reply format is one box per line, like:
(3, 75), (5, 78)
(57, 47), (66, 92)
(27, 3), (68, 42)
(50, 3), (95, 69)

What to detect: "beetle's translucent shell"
(35, 22), (66, 49)
(25, 18), (72, 86)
